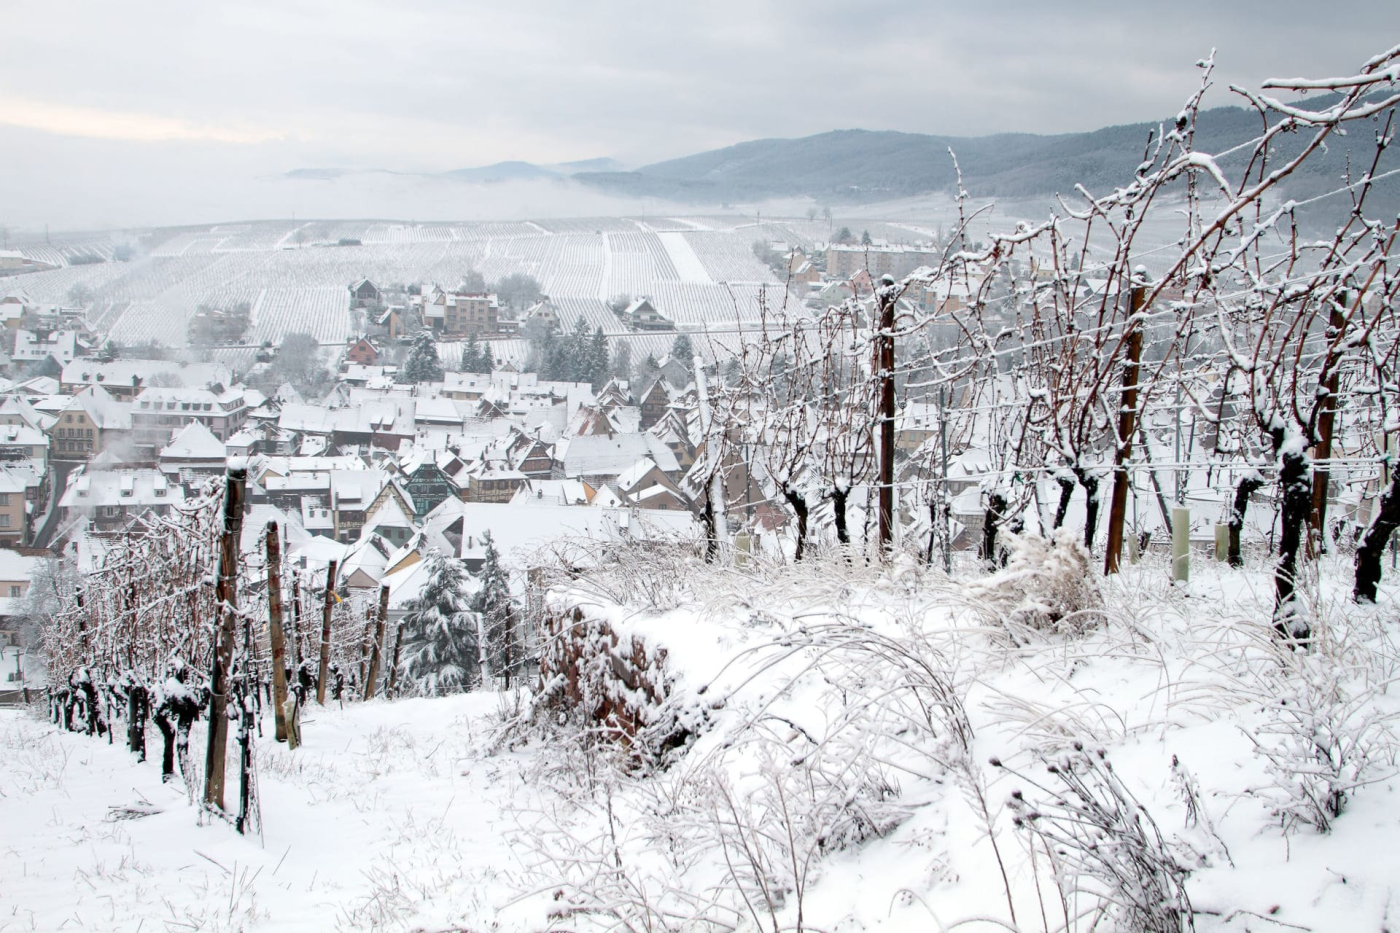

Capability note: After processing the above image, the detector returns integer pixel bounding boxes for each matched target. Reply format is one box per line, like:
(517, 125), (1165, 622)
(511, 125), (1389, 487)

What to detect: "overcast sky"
(3, 1), (1397, 230)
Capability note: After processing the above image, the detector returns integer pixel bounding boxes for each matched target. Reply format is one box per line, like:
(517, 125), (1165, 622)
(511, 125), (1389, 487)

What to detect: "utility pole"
(1105, 285), (1145, 574)
(876, 275), (898, 554)
(203, 466), (246, 815)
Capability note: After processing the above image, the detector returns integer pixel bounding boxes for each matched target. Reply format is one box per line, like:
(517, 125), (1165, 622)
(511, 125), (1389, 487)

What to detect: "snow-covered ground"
(2, 544), (1398, 932)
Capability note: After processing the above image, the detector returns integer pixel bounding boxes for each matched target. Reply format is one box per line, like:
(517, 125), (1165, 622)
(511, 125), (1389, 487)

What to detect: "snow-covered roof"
(563, 433), (679, 479)
(160, 420), (228, 461)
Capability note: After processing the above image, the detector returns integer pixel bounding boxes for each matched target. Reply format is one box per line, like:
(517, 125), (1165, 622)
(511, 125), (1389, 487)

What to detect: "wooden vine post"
(364, 583), (390, 700)
(875, 277), (897, 554)
(316, 560), (338, 705)
(1105, 285), (1145, 574)
(202, 466), (246, 814)
(264, 521), (292, 745)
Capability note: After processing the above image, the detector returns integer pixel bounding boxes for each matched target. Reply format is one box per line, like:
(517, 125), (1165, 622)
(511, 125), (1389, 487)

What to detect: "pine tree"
(462, 332), (480, 373)
(611, 339), (633, 385)
(471, 532), (517, 686)
(399, 332), (445, 383)
(477, 340), (494, 373)
(398, 552), (479, 695)
(637, 352), (661, 387)
(671, 333), (694, 371)
(587, 327), (609, 390)
(566, 317), (590, 383)
(860, 229), (873, 246)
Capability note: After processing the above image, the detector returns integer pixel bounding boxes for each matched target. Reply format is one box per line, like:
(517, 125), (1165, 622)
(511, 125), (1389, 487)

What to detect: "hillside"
(4, 544), (1397, 931)
(576, 101), (1400, 219)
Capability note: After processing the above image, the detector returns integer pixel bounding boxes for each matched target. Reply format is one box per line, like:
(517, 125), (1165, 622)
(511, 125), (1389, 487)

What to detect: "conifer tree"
(671, 333), (694, 371)
(471, 532), (517, 685)
(398, 551), (478, 695)
(462, 332), (480, 372)
(588, 327), (609, 390)
(399, 332), (445, 383)
(477, 340), (494, 374)
(611, 339), (633, 385)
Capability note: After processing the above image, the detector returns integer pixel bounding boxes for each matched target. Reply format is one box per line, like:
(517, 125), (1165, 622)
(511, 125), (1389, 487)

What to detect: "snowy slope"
(2, 545), (1398, 932)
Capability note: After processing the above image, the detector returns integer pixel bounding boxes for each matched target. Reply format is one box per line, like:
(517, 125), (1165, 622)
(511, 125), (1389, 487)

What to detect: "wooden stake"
(364, 584), (390, 700)
(316, 561), (338, 706)
(1105, 285), (1145, 575)
(265, 522), (291, 745)
(202, 466), (246, 814)
(1309, 294), (1347, 557)
(876, 278), (897, 555)
(387, 622), (404, 698)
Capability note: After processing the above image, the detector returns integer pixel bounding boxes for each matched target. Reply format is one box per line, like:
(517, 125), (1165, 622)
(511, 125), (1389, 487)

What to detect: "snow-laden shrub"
(999, 744), (1195, 933)
(1245, 652), (1398, 833)
(969, 528), (1104, 635)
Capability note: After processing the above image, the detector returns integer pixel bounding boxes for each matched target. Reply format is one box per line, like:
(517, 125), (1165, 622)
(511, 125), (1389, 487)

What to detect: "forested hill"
(576, 99), (1399, 218)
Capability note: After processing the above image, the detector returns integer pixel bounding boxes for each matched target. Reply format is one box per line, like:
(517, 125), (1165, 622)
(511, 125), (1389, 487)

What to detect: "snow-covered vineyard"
(3, 43), (1400, 933)
(3, 548), (1398, 932)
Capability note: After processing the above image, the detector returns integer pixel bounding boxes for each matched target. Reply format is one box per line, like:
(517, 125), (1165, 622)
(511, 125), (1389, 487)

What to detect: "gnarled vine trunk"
(1273, 447), (1313, 643)
(1228, 474), (1264, 568)
(1355, 467), (1400, 603)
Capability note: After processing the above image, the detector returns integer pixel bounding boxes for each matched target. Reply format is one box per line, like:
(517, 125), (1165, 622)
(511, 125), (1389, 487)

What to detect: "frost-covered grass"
(2, 545), (1398, 931)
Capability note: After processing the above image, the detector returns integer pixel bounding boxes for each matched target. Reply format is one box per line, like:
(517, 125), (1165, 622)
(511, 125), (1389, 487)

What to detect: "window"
(0, 494), (9, 505)
(0, 514), (10, 527)
(8, 586), (20, 598)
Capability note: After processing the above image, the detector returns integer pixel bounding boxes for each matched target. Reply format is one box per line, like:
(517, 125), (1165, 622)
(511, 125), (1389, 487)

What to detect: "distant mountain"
(574, 101), (1400, 220)
(285, 157), (627, 185)
(441, 160), (560, 183)
(550, 157), (628, 174)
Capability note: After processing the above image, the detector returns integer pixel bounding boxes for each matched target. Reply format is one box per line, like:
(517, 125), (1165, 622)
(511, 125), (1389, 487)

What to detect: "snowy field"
(0, 196), (1197, 353)
(2, 545), (1398, 932)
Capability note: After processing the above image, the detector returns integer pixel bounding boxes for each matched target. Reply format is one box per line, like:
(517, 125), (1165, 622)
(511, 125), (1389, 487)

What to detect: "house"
(349, 279), (382, 309)
(131, 385), (249, 453)
(790, 260), (821, 286)
(560, 433), (680, 486)
(510, 436), (555, 479)
(423, 289), (500, 338)
(376, 306), (406, 340)
(523, 300), (560, 332)
(48, 386), (131, 462)
(59, 469), (186, 533)
(419, 498), (697, 573)
(158, 421), (229, 486)
(0, 423), (48, 466)
(187, 304), (250, 344)
(12, 329), (84, 368)
(896, 401), (941, 453)
(358, 481), (418, 549)
(0, 473), (28, 545)
(0, 548), (41, 648)
(399, 450), (458, 519)
(611, 458), (691, 512)
(637, 379), (671, 430)
(825, 243), (942, 279)
(617, 298), (674, 332)
(465, 468), (527, 504)
(344, 337), (381, 366)
(60, 360), (233, 399)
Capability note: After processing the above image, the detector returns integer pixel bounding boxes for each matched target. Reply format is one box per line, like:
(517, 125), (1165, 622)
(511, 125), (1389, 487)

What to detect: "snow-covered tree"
(671, 333), (694, 371)
(472, 532), (518, 686)
(399, 332), (445, 384)
(397, 551), (479, 695)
